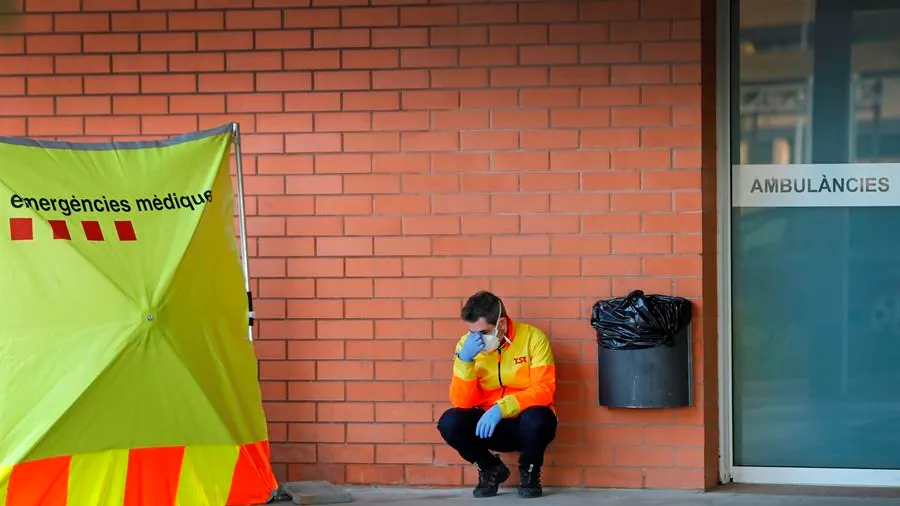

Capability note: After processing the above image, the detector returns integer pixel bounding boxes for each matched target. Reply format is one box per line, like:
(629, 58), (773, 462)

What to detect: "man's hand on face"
(457, 331), (485, 362)
(476, 404), (503, 439)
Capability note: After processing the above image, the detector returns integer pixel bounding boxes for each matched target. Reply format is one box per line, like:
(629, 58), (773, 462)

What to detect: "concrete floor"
(302, 486), (900, 506)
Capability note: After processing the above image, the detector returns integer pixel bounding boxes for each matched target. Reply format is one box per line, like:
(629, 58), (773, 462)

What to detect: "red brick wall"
(0, 0), (714, 490)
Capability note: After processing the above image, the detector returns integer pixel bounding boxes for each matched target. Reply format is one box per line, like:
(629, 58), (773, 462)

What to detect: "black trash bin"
(590, 290), (693, 409)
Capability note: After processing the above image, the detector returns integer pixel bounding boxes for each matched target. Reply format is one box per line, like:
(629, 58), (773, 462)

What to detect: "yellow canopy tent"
(0, 124), (278, 505)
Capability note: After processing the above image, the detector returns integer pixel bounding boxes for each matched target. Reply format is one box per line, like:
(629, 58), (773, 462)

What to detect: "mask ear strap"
(497, 301), (511, 345)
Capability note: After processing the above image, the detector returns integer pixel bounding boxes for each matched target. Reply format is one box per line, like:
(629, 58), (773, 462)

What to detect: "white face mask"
(480, 305), (507, 353)
(482, 327), (502, 353)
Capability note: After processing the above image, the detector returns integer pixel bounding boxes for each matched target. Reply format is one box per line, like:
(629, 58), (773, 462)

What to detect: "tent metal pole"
(231, 122), (254, 341)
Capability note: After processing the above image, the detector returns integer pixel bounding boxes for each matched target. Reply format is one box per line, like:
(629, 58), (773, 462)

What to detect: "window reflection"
(737, 1), (900, 165)
(738, 0), (813, 165)
(852, 76), (900, 163)
(852, 8), (900, 163)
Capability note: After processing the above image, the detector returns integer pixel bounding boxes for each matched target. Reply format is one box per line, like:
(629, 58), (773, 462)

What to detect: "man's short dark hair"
(461, 290), (503, 323)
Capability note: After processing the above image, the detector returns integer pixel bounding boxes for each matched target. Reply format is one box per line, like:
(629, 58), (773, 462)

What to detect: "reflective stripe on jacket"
(449, 317), (557, 418)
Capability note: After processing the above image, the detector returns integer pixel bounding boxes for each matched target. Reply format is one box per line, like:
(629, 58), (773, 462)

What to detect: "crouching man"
(437, 291), (558, 499)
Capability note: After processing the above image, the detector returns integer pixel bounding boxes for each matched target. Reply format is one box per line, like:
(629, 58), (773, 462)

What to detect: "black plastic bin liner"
(590, 290), (694, 408)
(591, 290), (692, 350)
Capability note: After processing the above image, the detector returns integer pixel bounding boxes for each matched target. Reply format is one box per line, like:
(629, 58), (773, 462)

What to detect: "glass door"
(728, 0), (900, 486)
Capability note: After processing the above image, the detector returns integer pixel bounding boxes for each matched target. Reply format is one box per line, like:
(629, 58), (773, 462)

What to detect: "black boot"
(473, 458), (510, 498)
(517, 464), (543, 498)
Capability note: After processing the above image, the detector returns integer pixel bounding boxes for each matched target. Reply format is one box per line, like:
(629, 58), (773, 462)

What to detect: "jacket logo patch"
(513, 356), (527, 365)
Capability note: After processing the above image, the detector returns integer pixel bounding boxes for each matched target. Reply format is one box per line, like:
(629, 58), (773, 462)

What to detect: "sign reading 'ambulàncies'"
(732, 164), (900, 208)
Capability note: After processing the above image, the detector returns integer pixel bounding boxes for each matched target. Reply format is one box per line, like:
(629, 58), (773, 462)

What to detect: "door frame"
(716, 0), (900, 487)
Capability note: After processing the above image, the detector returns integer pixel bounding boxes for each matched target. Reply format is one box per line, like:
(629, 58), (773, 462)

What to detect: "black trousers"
(437, 406), (558, 468)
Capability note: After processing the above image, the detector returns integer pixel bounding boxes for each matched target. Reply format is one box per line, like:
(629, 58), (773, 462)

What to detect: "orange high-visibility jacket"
(450, 317), (557, 418)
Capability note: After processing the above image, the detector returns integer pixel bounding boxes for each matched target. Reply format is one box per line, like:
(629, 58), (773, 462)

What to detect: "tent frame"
(230, 122), (255, 342)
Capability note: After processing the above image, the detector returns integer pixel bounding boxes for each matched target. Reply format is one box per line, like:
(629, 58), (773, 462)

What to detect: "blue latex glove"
(457, 331), (484, 362)
(476, 405), (503, 439)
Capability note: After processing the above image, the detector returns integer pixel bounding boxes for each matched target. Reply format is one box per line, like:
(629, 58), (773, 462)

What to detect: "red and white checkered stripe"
(8, 218), (137, 242)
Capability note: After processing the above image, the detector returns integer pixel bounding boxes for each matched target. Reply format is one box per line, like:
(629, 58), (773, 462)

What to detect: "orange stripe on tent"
(226, 440), (278, 506)
(5, 455), (70, 506)
(123, 446), (184, 506)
